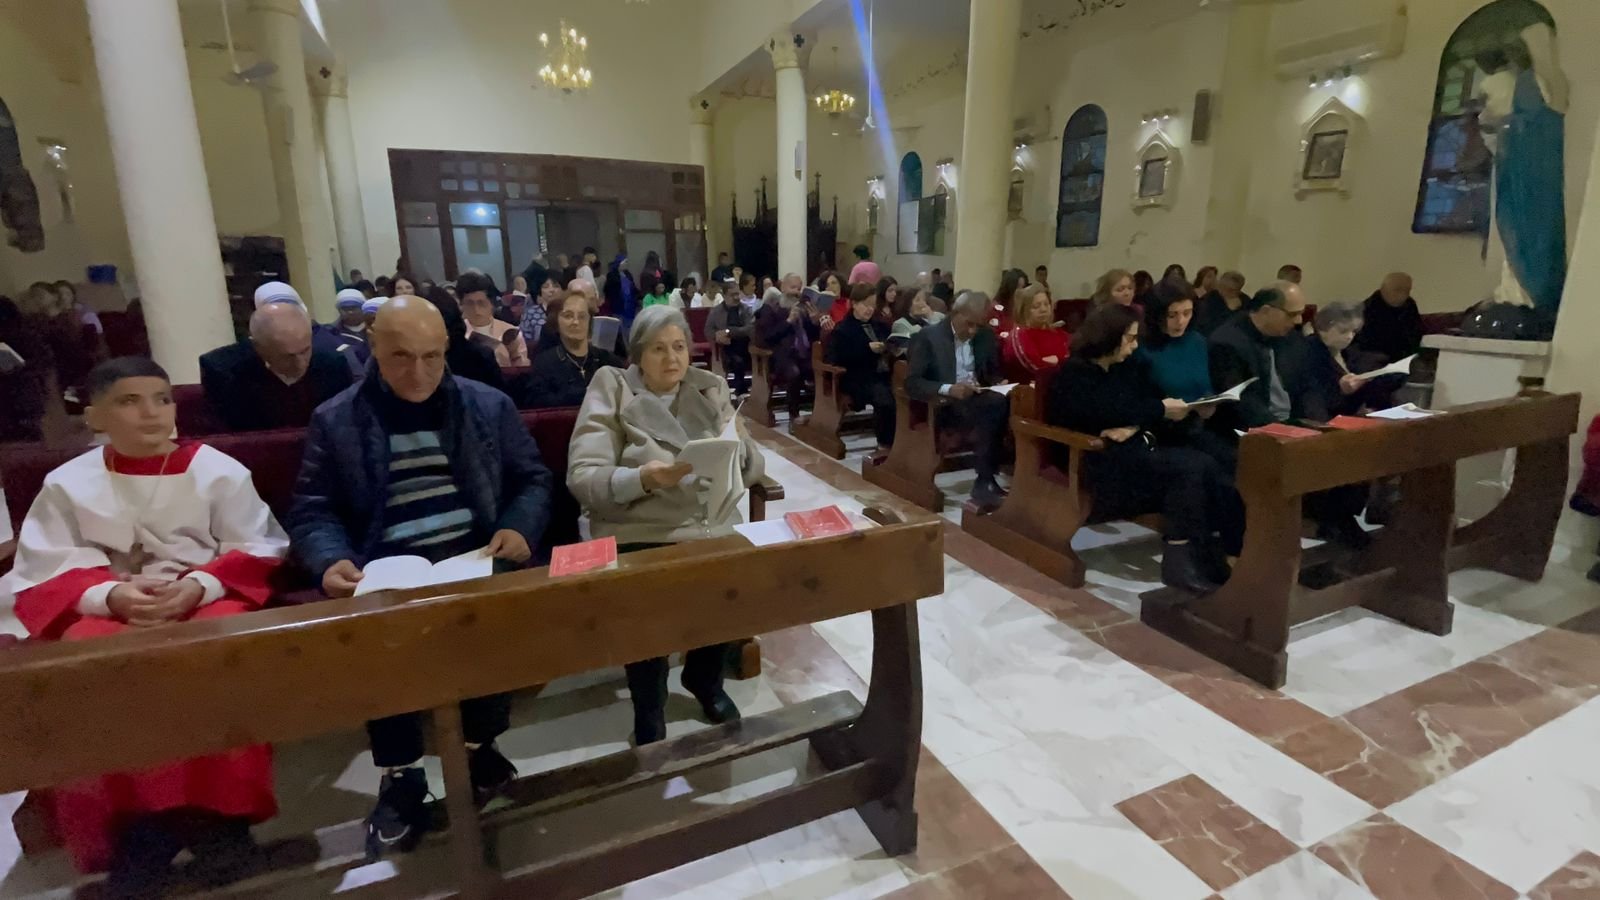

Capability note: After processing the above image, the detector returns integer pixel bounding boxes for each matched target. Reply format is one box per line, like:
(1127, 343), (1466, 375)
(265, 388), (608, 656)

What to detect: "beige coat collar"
(618, 365), (725, 452)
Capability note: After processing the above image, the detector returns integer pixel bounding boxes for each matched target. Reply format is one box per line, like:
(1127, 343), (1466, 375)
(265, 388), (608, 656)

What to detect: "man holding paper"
(286, 296), (553, 859)
(905, 291), (1011, 510)
(568, 305), (766, 746)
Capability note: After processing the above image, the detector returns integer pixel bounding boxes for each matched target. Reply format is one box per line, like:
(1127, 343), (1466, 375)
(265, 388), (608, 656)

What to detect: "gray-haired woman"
(1304, 301), (1400, 421)
(567, 304), (766, 744)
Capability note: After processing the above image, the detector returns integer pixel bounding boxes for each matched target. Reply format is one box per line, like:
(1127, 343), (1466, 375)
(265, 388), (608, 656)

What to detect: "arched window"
(897, 152), (924, 254)
(1056, 104), (1108, 248)
(1413, 0), (1555, 234)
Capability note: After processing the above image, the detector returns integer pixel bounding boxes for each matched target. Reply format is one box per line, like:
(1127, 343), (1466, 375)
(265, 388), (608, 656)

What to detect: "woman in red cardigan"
(1003, 283), (1069, 384)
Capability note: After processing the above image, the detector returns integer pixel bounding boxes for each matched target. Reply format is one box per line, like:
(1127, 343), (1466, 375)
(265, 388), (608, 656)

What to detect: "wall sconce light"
(1140, 108), (1178, 125)
(934, 158), (956, 191)
(1309, 65), (1358, 90)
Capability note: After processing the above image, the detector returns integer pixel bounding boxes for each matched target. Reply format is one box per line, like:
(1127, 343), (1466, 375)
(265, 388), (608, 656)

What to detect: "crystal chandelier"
(813, 89), (857, 116)
(538, 21), (592, 93)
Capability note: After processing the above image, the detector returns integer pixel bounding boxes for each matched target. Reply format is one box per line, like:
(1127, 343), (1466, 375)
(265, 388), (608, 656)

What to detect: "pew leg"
(1363, 463), (1455, 636)
(726, 637), (762, 680)
(432, 703), (496, 899)
(1449, 439), (1569, 582)
(808, 602), (922, 856)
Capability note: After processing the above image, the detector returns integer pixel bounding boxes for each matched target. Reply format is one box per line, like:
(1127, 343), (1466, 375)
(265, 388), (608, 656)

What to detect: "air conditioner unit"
(1271, 5), (1407, 79)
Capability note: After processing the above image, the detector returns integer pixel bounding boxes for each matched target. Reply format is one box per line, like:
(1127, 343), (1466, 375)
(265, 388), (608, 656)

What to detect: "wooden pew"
(741, 346), (778, 427)
(0, 508), (943, 899)
(961, 375), (1161, 587)
(861, 362), (972, 512)
(1140, 392), (1579, 688)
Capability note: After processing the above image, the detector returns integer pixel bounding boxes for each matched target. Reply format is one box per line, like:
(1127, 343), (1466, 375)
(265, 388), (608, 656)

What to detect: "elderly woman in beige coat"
(568, 305), (765, 745)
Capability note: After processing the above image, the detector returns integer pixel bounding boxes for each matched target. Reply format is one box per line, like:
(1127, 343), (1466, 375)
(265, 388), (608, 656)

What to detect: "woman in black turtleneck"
(517, 289), (622, 409)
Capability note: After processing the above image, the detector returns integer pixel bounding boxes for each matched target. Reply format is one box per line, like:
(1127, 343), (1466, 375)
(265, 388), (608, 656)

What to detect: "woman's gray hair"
(1313, 301), (1364, 333)
(628, 305), (692, 360)
(763, 286), (786, 307)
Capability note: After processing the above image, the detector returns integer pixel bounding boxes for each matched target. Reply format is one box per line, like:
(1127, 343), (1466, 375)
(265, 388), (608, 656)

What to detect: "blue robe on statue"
(1497, 67), (1567, 313)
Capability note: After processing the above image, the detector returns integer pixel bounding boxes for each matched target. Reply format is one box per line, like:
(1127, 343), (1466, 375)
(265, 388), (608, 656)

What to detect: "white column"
(1547, 113), (1600, 438)
(953, 0), (1023, 291)
(689, 97), (718, 268)
(1200, 4), (1273, 269)
(86, 0), (233, 384)
(770, 32), (808, 279)
(252, 0), (337, 319)
(313, 65), (372, 279)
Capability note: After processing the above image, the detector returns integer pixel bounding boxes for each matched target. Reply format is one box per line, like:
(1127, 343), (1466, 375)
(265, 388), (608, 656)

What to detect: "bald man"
(1353, 272), (1423, 365)
(198, 302), (355, 432)
(287, 296), (552, 857)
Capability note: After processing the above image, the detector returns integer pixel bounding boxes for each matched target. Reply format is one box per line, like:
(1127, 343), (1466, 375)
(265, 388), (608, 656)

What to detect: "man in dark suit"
(906, 290), (1010, 509)
(199, 302), (355, 433)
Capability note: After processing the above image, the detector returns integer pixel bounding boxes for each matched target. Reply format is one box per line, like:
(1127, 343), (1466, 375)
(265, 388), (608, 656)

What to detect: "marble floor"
(3, 418), (1599, 899)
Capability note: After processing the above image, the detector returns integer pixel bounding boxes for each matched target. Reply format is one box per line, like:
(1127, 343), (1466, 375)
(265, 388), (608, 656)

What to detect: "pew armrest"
(1012, 418), (1107, 452)
(815, 361), (846, 377)
(747, 476), (785, 523)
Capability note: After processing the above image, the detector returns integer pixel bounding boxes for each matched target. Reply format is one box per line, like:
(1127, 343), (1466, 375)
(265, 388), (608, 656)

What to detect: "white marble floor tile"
(1222, 852), (1378, 900)
(1128, 693), (1375, 847)
(1387, 696), (1600, 892)
(589, 846), (772, 900)
(1449, 541), (1600, 627)
(745, 811), (912, 900)
(951, 740), (1213, 900)
(1283, 603), (1545, 717)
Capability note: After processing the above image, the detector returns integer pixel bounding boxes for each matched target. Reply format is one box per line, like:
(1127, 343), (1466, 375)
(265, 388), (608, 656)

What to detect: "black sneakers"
(365, 768), (431, 859)
(467, 743), (517, 807)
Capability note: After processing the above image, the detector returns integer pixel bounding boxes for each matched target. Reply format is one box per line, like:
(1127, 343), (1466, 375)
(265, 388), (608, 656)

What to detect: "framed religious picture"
(1132, 134), (1179, 209)
(1304, 129), (1349, 181)
(1138, 158), (1167, 198)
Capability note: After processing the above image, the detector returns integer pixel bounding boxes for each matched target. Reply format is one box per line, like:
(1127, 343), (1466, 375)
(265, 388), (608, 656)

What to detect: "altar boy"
(1, 357), (287, 893)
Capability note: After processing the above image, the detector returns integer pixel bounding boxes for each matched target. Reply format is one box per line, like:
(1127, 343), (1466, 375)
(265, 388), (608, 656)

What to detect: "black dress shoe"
(1201, 538), (1233, 585)
(1161, 542), (1220, 594)
(694, 689), (742, 725)
(467, 742), (517, 806)
(971, 479), (1006, 512)
(633, 713), (667, 746)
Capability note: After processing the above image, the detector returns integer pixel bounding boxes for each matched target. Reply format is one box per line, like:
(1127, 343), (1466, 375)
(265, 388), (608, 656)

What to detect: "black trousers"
(722, 343), (751, 395)
(942, 391), (1010, 482)
(1089, 444), (1246, 555)
(624, 645), (730, 725)
(848, 380), (897, 447)
(366, 694), (512, 768)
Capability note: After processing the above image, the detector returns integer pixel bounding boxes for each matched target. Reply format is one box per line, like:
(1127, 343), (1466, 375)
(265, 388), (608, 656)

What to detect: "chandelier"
(813, 89), (857, 116)
(538, 21), (592, 93)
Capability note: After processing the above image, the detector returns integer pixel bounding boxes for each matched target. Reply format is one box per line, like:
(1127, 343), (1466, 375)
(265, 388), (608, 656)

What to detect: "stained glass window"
(1057, 105), (1108, 248)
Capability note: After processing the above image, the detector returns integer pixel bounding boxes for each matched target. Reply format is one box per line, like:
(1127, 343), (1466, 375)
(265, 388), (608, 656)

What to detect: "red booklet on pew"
(549, 537), (619, 577)
(784, 506), (855, 540)
(1250, 423), (1321, 440)
(1327, 415), (1390, 431)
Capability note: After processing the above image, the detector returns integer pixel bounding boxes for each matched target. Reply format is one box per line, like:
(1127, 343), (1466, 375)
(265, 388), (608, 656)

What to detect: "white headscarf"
(253, 281), (303, 309)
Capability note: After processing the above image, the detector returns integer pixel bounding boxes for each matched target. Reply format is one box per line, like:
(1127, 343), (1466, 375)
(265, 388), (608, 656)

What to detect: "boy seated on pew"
(0, 357), (288, 894)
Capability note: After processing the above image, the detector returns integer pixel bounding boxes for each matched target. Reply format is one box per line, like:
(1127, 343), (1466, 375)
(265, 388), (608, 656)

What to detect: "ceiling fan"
(219, 0), (278, 87)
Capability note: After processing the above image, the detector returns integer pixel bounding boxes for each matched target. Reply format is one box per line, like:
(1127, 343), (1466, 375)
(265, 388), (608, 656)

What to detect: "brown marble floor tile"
(1490, 626), (1600, 698)
(1268, 718), (1429, 809)
(1559, 604), (1600, 636)
(1340, 657), (1576, 785)
(881, 843), (1072, 900)
(1311, 814), (1516, 900)
(1114, 774), (1297, 891)
(1526, 851), (1600, 900)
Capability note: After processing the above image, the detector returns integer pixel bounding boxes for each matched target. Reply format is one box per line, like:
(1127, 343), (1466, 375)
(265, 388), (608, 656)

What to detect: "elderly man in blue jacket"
(287, 295), (551, 859)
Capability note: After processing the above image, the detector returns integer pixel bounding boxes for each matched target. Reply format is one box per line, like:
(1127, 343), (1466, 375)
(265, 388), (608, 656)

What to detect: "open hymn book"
(1184, 378), (1257, 409)
(674, 409), (748, 523)
(354, 548), (493, 597)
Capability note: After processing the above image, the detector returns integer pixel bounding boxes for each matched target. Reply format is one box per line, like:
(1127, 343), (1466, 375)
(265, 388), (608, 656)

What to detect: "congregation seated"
(325, 289), (373, 371)
(905, 290), (1009, 510)
(199, 298), (355, 433)
(890, 286), (945, 348)
(1352, 271), (1423, 365)
(826, 283), (896, 453)
(1209, 282), (1369, 545)
(459, 271), (530, 367)
(988, 268), (1029, 341)
(567, 305), (766, 746)
(1092, 268), (1138, 311)
(2, 357), (285, 891)
(1193, 270), (1249, 336)
(537, 278), (630, 361)
(0, 294), (50, 442)
(518, 274), (563, 348)
(425, 285), (506, 391)
(815, 271), (846, 327)
(756, 276), (821, 421)
(669, 276), (707, 309)
(514, 289), (622, 409)
(1046, 305), (1243, 593)
(1303, 302), (1406, 421)
(706, 281), (756, 395)
(285, 296), (552, 857)
(1140, 278), (1214, 404)
(1002, 283), (1068, 384)
(499, 274), (532, 327)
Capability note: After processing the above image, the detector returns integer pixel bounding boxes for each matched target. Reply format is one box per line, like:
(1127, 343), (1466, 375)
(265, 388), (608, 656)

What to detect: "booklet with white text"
(1186, 378), (1257, 408)
(1352, 354), (1418, 382)
(355, 548), (494, 597)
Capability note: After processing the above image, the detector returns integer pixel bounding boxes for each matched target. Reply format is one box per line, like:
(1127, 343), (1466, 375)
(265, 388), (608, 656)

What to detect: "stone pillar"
(1547, 113), (1600, 443)
(252, 0), (337, 319)
(1200, 4), (1273, 269)
(769, 32), (808, 279)
(312, 64), (372, 279)
(85, 0), (233, 383)
(953, 0), (1023, 291)
(688, 97), (718, 270)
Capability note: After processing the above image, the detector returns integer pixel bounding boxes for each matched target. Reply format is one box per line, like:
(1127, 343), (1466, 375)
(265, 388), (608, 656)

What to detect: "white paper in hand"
(1353, 354), (1418, 382)
(1186, 378), (1257, 408)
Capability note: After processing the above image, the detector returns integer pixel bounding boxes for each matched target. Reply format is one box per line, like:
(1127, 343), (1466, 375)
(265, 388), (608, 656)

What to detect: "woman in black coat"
(516, 290), (623, 409)
(1302, 302), (1405, 422)
(1045, 304), (1242, 593)
(825, 283), (895, 451)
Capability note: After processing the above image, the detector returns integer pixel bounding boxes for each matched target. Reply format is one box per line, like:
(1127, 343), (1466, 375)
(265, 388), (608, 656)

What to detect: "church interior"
(2, 0), (1600, 897)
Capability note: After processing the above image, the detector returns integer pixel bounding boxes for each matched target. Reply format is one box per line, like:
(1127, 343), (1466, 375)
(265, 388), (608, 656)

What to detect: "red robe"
(2, 441), (285, 872)
(1003, 326), (1071, 384)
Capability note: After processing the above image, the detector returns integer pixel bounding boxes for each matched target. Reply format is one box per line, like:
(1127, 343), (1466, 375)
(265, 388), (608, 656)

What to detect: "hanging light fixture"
(538, 21), (592, 94)
(813, 46), (856, 117)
